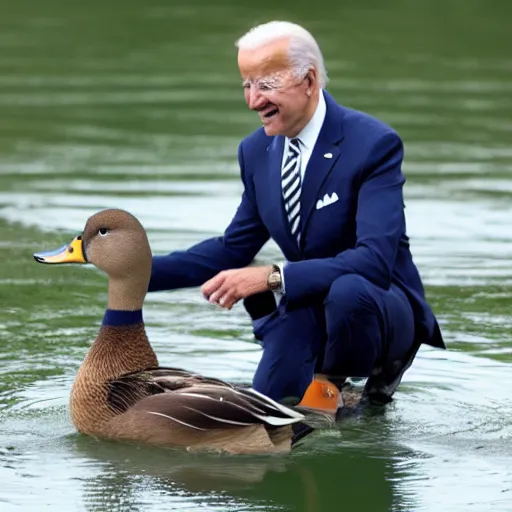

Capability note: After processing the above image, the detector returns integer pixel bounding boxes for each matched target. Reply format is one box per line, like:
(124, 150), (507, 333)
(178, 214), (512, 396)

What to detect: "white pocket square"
(316, 192), (339, 210)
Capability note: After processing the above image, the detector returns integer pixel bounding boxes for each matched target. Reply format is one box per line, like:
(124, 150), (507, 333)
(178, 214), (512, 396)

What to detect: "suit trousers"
(248, 274), (416, 402)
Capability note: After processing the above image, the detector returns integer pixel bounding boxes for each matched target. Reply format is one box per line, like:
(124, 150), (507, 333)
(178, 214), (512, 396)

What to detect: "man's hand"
(201, 266), (273, 310)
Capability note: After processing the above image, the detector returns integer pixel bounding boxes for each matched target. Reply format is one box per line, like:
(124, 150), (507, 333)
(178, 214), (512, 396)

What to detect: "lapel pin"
(323, 153), (333, 159)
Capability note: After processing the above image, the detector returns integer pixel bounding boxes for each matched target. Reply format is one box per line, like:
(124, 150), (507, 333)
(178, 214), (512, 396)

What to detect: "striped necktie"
(281, 137), (302, 243)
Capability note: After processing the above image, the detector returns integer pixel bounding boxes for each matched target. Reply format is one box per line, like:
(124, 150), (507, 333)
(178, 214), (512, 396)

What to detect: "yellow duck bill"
(33, 235), (87, 264)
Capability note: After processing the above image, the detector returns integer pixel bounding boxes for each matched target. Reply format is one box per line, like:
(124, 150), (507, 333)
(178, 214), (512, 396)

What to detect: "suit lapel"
(300, 91), (345, 244)
(267, 136), (302, 259)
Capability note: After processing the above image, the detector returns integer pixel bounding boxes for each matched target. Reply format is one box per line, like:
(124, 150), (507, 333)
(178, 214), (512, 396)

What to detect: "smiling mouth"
(263, 108), (279, 119)
(258, 106), (279, 125)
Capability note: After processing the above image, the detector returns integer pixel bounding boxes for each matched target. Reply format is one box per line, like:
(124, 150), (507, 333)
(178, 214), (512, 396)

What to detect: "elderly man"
(149, 21), (445, 409)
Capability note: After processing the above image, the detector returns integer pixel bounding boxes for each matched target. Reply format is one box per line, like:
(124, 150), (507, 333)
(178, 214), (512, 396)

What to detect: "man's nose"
(247, 86), (267, 110)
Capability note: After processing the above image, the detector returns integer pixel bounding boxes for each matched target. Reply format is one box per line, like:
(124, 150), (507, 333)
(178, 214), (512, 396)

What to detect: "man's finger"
(219, 292), (238, 310)
(208, 281), (233, 304)
(201, 273), (225, 298)
(209, 290), (226, 304)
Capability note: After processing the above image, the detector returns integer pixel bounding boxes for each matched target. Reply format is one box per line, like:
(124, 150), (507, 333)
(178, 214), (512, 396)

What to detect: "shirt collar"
(287, 90), (327, 150)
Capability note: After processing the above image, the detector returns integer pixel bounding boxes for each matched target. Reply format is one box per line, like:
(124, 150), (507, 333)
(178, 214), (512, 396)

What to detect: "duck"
(33, 208), (345, 455)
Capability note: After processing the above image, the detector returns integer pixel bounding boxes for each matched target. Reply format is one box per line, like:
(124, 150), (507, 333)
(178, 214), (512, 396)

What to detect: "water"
(1, 0), (511, 510)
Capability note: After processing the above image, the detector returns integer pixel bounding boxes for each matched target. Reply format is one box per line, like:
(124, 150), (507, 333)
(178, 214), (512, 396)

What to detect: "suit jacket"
(149, 90), (445, 350)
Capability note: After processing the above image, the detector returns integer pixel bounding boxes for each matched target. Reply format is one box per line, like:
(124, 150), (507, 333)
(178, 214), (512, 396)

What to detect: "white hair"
(235, 21), (328, 88)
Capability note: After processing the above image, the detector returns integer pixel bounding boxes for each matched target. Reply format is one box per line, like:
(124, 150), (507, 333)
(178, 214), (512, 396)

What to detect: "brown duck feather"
(106, 366), (235, 415)
(107, 367), (307, 430)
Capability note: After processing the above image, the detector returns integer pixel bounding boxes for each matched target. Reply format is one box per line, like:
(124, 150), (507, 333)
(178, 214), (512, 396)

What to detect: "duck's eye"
(98, 227), (108, 236)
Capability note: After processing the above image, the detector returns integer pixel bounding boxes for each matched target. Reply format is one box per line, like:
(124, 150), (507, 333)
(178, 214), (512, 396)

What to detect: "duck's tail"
(237, 383), (339, 447)
(291, 423), (315, 446)
(290, 406), (337, 445)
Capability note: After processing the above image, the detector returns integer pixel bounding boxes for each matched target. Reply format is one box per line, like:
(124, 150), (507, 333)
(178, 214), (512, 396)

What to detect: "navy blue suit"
(149, 90), (445, 403)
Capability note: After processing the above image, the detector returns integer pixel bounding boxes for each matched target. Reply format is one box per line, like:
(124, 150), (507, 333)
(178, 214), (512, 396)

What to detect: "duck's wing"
(108, 368), (334, 431)
(106, 367), (235, 415)
(132, 384), (306, 431)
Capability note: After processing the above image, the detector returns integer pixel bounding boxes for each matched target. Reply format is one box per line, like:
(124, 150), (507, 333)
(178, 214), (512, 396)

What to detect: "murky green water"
(1, 1), (512, 510)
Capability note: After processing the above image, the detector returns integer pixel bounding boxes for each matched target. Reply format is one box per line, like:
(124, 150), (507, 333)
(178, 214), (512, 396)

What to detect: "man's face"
(237, 38), (315, 138)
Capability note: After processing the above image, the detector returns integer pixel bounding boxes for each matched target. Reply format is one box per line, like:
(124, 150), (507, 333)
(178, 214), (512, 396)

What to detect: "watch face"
(269, 272), (281, 289)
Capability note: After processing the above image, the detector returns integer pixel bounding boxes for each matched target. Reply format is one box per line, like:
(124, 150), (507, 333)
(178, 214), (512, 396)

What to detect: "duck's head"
(34, 209), (152, 281)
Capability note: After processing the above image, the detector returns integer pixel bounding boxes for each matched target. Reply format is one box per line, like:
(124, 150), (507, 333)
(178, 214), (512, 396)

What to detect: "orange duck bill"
(33, 235), (87, 264)
(297, 375), (342, 415)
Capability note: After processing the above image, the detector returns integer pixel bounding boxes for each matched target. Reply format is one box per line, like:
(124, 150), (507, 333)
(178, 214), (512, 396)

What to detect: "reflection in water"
(76, 437), (289, 511)
(73, 426), (411, 512)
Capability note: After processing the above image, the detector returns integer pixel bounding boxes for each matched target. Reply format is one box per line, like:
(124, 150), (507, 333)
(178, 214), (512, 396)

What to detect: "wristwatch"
(267, 264), (282, 291)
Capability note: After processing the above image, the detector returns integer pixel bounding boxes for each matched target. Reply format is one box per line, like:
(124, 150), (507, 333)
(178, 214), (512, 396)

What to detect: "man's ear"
(305, 68), (318, 95)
